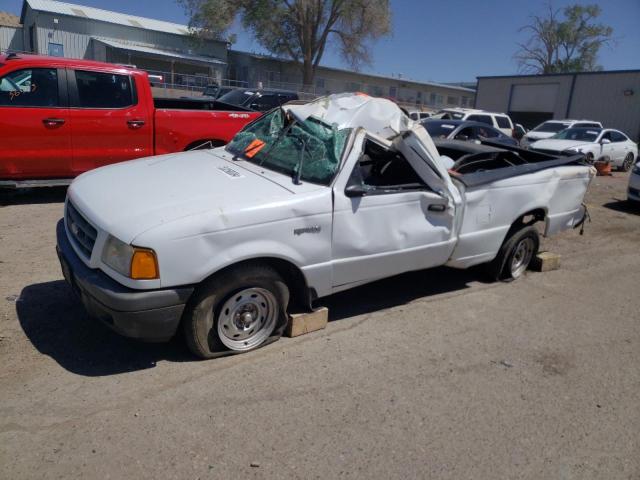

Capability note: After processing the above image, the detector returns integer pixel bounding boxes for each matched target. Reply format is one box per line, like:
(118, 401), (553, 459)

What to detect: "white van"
(432, 108), (514, 136)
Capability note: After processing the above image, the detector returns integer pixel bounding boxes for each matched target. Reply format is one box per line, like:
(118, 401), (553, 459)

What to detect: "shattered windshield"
(226, 108), (351, 185)
(551, 128), (601, 142)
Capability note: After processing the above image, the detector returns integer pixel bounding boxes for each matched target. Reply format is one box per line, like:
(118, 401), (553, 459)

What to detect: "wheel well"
(184, 139), (225, 151)
(506, 208), (546, 238)
(206, 258), (313, 311)
(518, 208), (546, 227)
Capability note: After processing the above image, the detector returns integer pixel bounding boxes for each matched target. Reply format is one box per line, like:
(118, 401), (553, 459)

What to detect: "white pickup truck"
(56, 93), (595, 358)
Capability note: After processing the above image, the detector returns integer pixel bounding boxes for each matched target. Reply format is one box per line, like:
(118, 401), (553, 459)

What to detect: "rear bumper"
(56, 220), (193, 342)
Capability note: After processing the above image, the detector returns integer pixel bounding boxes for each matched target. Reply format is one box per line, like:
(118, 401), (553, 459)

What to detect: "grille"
(65, 202), (97, 259)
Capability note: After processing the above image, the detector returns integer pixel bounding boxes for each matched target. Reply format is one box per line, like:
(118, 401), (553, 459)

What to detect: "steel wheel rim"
(217, 287), (278, 351)
(510, 237), (535, 278)
(623, 153), (633, 171)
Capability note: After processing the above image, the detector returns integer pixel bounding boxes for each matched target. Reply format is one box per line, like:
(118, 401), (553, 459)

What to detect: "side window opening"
(0, 68), (59, 107)
(349, 139), (426, 192)
(496, 116), (512, 129)
(73, 70), (135, 108)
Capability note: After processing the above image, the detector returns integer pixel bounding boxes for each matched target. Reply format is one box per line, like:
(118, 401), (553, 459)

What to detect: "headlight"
(101, 235), (159, 279)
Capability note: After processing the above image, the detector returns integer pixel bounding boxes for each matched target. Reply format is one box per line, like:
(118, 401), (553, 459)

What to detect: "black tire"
(585, 152), (594, 164)
(620, 153), (635, 172)
(485, 225), (540, 282)
(183, 264), (290, 359)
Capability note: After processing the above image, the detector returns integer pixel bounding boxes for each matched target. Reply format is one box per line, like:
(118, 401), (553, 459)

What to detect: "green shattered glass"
(226, 109), (351, 185)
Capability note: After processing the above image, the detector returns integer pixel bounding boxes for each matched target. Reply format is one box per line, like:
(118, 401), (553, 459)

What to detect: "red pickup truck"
(0, 54), (262, 187)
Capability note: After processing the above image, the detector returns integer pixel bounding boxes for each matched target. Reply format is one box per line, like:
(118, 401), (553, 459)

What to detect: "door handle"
(127, 120), (145, 129)
(43, 118), (65, 127)
(428, 204), (447, 212)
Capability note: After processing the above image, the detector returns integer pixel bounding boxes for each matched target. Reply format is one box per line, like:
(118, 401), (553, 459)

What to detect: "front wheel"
(486, 225), (540, 281)
(183, 264), (290, 359)
(620, 153), (635, 172)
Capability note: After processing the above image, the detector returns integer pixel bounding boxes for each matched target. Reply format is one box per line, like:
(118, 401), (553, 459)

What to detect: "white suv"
(521, 119), (603, 147)
(432, 108), (514, 136)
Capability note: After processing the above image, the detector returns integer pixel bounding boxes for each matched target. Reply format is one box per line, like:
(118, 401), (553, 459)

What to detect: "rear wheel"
(183, 264), (289, 359)
(620, 153), (635, 172)
(486, 225), (540, 281)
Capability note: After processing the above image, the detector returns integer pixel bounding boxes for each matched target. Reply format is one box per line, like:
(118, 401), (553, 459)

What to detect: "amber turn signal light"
(130, 248), (159, 279)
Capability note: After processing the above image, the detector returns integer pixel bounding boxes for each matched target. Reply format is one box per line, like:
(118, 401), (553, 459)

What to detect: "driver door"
(331, 133), (457, 289)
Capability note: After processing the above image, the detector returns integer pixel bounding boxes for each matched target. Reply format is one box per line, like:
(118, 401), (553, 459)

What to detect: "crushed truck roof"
(283, 93), (413, 140)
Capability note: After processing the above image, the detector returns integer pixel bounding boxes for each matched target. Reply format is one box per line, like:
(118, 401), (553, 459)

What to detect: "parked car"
(530, 127), (637, 171)
(0, 53), (262, 187)
(408, 110), (432, 121)
(521, 119), (602, 147)
(202, 84), (235, 99)
(421, 119), (518, 147)
(56, 93), (594, 358)
(431, 108), (514, 136)
(216, 88), (299, 111)
(628, 161), (640, 203)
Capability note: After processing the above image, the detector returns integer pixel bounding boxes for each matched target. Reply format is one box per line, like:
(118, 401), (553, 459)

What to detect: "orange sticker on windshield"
(244, 139), (266, 158)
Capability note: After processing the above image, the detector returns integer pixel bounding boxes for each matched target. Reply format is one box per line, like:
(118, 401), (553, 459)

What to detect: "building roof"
(477, 69), (640, 80)
(0, 11), (21, 27)
(230, 50), (476, 93)
(22, 0), (193, 36)
(93, 37), (225, 65)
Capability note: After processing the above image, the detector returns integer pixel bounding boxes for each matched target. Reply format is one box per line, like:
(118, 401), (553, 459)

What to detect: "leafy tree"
(515, 4), (613, 74)
(179, 0), (392, 85)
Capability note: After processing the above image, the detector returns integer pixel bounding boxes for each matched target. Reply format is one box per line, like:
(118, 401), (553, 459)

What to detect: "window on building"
(346, 82), (362, 92)
(48, 43), (64, 57)
(429, 92), (436, 105)
(416, 91), (422, 100)
(389, 86), (397, 98)
(436, 94), (444, 105)
(447, 95), (458, 105)
(0, 68), (59, 107)
(460, 96), (468, 107)
(73, 70), (135, 108)
(316, 77), (325, 89)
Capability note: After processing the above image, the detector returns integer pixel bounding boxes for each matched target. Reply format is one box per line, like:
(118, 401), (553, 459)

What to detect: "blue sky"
(3, 0), (639, 82)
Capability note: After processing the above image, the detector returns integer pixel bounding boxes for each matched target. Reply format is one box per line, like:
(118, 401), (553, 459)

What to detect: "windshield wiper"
(293, 137), (308, 185)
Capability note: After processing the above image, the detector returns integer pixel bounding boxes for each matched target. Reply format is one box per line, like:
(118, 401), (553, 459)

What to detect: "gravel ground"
(0, 172), (639, 479)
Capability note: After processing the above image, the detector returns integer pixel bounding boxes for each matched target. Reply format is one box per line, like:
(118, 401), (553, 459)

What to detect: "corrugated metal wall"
(476, 72), (640, 141)
(0, 25), (24, 52)
(29, 10), (226, 61)
(570, 73), (640, 142)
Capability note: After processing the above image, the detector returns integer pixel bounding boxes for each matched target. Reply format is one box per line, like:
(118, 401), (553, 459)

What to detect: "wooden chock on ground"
(285, 307), (328, 338)
(530, 251), (561, 272)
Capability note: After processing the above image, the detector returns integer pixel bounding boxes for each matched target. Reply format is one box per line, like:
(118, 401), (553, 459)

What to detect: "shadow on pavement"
(17, 280), (194, 377)
(0, 187), (68, 206)
(324, 266), (486, 322)
(602, 199), (640, 216)
(18, 266), (487, 376)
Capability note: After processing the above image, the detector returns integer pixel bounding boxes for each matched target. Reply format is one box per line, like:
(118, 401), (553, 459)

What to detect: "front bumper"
(56, 220), (194, 342)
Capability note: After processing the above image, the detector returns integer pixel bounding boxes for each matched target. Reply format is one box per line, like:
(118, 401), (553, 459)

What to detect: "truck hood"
(530, 139), (592, 152)
(68, 150), (296, 243)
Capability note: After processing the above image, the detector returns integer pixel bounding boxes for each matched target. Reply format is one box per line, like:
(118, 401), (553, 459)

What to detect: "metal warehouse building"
(475, 70), (640, 141)
(0, 0), (474, 108)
